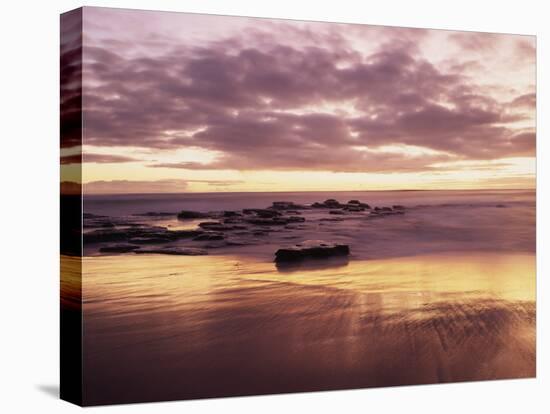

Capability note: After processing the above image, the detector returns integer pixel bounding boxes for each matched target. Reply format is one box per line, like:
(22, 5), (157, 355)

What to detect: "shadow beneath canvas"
(36, 384), (59, 399)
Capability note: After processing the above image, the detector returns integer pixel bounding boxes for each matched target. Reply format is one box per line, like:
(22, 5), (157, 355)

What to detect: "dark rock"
(83, 213), (106, 219)
(369, 209), (404, 219)
(242, 208), (282, 218)
(198, 221), (224, 228)
(84, 228), (128, 243)
(128, 236), (171, 244)
(164, 229), (204, 240)
(223, 218), (241, 224)
(374, 206), (393, 212)
(177, 210), (209, 219)
(286, 216), (306, 223)
(223, 211), (241, 217)
(198, 221), (247, 231)
(133, 212), (174, 217)
(312, 199), (344, 209)
(329, 210), (346, 215)
(285, 224), (308, 230)
(392, 205), (405, 210)
(275, 240), (350, 263)
(343, 205), (365, 212)
(99, 244), (140, 253)
(134, 247), (208, 256)
(192, 232), (225, 241)
(323, 199), (342, 208)
(246, 217), (289, 226)
(348, 200), (361, 205)
(257, 210), (282, 218)
(84, 225), (203, 244)
(270, 201), (307, 210)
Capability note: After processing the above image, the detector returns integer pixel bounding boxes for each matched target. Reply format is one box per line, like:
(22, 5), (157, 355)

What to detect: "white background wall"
(0, 0), (547, 412)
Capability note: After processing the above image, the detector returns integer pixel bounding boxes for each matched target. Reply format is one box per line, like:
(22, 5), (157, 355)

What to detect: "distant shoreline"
(82, 188), (536, 197)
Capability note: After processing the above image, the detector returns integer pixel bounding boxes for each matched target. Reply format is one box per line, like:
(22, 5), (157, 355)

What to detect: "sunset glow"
(61, 8), (535, 194)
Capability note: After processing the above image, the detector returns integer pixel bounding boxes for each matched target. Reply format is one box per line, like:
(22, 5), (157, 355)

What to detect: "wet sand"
(78, 252), (536, 405)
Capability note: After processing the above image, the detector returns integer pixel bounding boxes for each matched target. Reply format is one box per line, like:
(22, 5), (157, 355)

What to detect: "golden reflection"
(81, 252), (535, 404)
(61, 255), (82, 311)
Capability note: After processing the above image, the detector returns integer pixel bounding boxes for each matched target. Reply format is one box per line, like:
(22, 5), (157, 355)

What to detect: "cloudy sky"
(62, 7), (536, 194)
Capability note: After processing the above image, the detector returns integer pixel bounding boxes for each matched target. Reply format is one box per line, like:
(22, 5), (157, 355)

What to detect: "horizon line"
(81, 187), (536, 196)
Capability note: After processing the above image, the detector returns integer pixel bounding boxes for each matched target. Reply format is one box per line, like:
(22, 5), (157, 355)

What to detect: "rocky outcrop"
(274, 240), (350, 263)
(270, 201), (308, 210)
(134, 247), (208, 256)
(312, 199), (343, 208)
(87, 198), (408, 257)
(99, 244), (140, 253)
(133, 212), (174, 217)
(243, 208), (282, 218)
(312, 199), (370, 210)
(223, 211), (242, 217)
(246, 217), (289, 226)
(192, 232), (225, 241)
(177, 210), (209, 219)
(84, 226), (203, 244)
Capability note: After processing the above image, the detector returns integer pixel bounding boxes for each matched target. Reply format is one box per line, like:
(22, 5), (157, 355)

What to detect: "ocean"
(83, 189), (535, 260)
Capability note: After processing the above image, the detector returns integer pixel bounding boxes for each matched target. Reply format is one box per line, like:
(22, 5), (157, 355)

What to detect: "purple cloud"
(77, 13), (535, 173)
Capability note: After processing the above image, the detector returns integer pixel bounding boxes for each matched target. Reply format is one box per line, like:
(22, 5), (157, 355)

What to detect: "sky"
(61, 7), (536, 194)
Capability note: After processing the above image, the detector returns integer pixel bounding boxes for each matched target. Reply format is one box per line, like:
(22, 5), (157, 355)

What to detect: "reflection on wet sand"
(81, 253), (535, 405)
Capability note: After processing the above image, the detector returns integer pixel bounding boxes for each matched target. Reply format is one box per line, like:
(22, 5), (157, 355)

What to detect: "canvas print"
(60, 6), (536, 406)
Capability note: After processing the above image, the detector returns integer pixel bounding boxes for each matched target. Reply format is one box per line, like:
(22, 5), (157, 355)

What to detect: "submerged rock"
(374, 206), (394, 212)
(343, 205), (365, 212)
(84, 228), (130, 243)
(164, 229), (204, 239)
(86, 226), (204, 245)
(311, 199), (342, 208)
(134, 247), (208, 256)
(83, 213), (107, 219)
(128, 236), (171, 244)
(270, 201), (308, 210)
(198, 221), (247, 231)
(369, 209), (404, 218)
(320, 217), (344, 222)
(242, 208), (282, 218)
(133, 212), (174, 217)
(223, 210), (242, 217)
(198, 221), (224, 228)
(246, 217), (288, 226)
(177, 210), (209, 219)
(99, 244), (140, 253)
(274, 240), (350, 263)
(286, 216), (306, 223)
(346, 200), (371, 209)
(192, 232), (225, 241)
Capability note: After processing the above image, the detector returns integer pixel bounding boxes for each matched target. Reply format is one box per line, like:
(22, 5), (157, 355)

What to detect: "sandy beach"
(75, 250), (535, 405)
